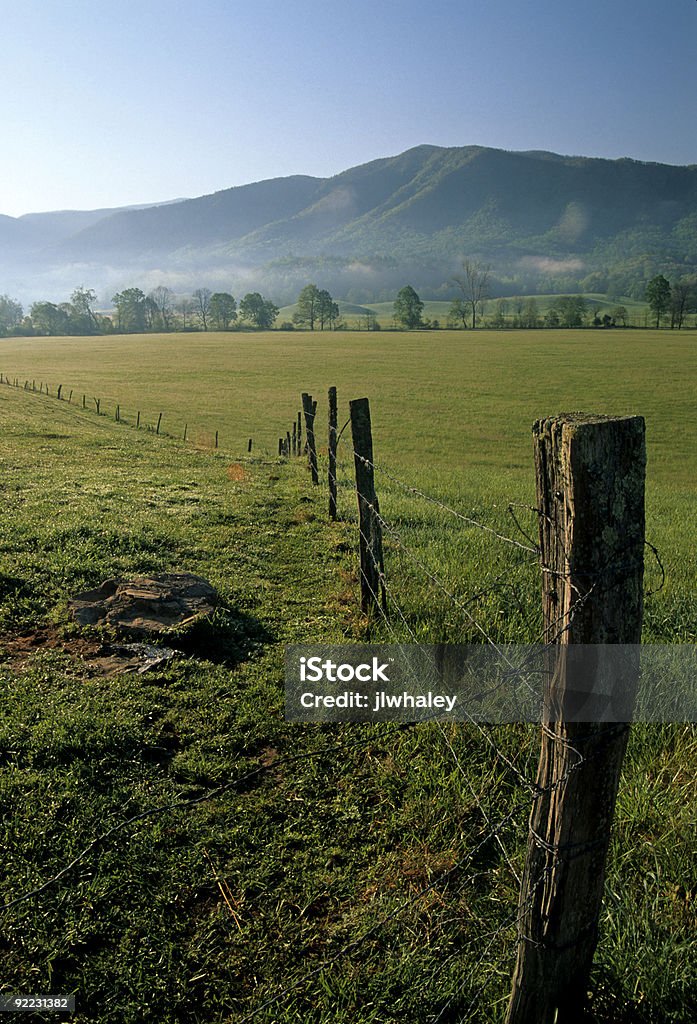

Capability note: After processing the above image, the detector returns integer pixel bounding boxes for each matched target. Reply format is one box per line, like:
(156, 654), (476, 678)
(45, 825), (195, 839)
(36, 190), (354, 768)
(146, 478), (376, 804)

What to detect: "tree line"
(0, 286), (280, 337)
(1, 271), (695, 338)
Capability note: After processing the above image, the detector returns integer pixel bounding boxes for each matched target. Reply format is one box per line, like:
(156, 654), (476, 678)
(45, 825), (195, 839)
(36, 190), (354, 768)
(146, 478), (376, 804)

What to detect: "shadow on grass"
(166, 606), (273, 667)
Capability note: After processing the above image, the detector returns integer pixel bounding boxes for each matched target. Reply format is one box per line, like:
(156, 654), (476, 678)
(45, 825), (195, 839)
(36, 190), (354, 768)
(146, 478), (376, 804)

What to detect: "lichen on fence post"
(506, 413), (646, 1024)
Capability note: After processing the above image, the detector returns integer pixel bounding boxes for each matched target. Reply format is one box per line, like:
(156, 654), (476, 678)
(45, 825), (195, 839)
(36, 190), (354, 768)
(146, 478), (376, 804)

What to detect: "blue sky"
(2, 0), (696, 216)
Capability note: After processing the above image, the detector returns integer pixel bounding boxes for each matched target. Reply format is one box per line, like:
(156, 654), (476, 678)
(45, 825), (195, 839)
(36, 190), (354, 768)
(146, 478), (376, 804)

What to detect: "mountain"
(3, 145), (697, 304)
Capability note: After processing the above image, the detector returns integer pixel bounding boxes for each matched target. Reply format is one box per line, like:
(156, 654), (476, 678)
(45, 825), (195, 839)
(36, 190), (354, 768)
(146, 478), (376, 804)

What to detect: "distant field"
(278, 293), (651, 328)
(1, 328), (695, 486)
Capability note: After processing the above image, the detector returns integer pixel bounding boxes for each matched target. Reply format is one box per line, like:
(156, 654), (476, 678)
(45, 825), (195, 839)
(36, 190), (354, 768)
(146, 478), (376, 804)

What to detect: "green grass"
(0, 329), (695, 1022)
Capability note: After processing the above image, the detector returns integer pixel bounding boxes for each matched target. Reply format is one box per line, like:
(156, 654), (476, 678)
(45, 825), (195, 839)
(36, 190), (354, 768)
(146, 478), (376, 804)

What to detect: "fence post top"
(534, 412), (645, 434)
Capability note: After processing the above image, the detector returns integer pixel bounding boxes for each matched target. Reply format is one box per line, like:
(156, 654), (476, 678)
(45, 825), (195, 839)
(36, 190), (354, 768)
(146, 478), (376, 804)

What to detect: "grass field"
(0, 329), (695, 1022)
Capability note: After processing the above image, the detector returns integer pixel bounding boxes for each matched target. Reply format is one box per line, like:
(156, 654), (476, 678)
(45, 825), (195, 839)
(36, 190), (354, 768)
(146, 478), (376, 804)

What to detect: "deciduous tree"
(209, 292), (237, 330)
(645, 274), (671, 328)
(148, 286), (174, 330)
(112, 288), (147, 332)
(239, 292), (279, 329)
(70, 286), (98, 332)
(317, 288), (339, 330)
(29, 301), (71, 335)
(669, 278), (695, 329)
(0, 294), (23, 335)
(447, 298), (469, 329)
(451, 260), (490, 329)
(293, 284), (321, 330)
(193, 288), (212, 331)
(393, 285), (424, 329)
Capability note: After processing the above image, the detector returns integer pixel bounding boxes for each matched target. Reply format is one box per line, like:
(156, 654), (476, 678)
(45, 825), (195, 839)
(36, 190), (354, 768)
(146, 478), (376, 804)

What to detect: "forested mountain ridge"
(3, 145), (696, 302)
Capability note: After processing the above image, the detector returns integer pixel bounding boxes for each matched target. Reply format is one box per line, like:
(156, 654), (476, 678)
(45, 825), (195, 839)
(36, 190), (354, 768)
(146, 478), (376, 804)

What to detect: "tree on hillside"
(209, 292), (237, 330)
(193, 288), (212, 331)
(645, 275), (671, 328)
(293, 284), (321, 330)
(148, 286), (174, 330)
(451, 259), (490, 329)
(611, 305), (628, 327)
(239, 292), (279, 329)
(393, 285), (424, 329)
(0, 294), (23, 335)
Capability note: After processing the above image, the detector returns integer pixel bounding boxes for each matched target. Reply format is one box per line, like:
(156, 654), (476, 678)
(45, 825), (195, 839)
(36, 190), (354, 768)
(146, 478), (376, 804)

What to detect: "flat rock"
(68, 572), (218, 636)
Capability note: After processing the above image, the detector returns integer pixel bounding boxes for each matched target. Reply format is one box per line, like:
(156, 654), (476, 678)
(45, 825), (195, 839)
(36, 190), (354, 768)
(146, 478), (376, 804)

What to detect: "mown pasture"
(0, 328), (695, 1022)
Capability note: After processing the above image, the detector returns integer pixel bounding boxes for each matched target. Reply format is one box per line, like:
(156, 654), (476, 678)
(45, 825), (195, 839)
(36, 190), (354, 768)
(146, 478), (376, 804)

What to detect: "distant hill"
(2, 145), (697, 304)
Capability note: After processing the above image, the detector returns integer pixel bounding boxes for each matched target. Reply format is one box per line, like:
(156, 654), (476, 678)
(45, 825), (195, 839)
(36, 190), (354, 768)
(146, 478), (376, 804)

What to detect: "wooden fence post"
(156, 412), (163, 435)
(292, 422), (297, 456)
(136, 411), (141, 428)
(349, 397), (387, 615)
(328, 386), (338, 520)
(248, 438), (253, 453)
(57, 385), (62, 400)
(297, 411), (302, 456)
(505, 413), (646, 1024)
(302, 393), (319, 484)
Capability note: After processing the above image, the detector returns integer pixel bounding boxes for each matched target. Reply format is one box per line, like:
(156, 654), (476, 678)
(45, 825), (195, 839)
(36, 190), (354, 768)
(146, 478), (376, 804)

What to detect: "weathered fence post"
(94, 398), (100, 415)
(328, 386), (338, 520)
(156, 412), (163, 435)
(215, 430), (219, 449)
(505, 413), (646, 1024)
(68, 390), (73, 404)
(183, 424), (188, 442)
(349, 397), (387, 615)
(292, 422), (297, 456)
(136, 411), (141, 428)
(115, 404), (120, 422)
(297, 411), (302, 456)
(286, 430), (291, 457)
(302, 393), (319, 484)
(278, 438), (283, 457)
(248, 438), (253, 453)
(57, 385), (62, 401)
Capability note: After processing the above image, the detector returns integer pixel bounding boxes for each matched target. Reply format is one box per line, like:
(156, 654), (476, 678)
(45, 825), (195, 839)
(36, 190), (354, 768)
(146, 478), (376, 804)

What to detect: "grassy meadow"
(0, 327), (695, 1022)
